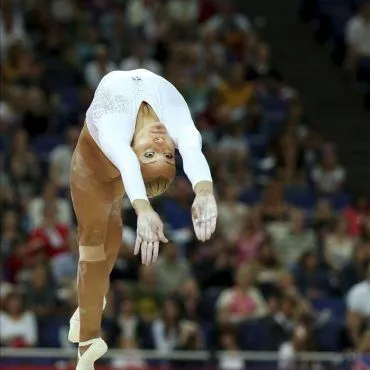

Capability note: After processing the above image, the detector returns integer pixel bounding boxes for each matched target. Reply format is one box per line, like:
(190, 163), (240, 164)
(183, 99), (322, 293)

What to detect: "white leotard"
(85, 69), (212, 203)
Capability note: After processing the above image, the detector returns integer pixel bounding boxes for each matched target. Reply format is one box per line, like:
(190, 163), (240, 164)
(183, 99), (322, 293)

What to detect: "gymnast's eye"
(144, 152), (155, 158)
(165, 153), (174, 160)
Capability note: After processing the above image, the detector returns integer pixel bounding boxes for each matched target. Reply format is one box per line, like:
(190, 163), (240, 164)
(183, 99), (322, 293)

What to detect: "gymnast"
(68, 69), (218, 369)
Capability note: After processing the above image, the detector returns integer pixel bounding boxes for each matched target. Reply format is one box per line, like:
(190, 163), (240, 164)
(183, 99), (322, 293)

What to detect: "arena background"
(1, 0), (370, 369)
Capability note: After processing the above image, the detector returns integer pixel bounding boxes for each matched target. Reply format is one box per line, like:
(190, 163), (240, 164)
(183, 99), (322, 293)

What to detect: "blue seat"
(32, 135), (64, 159)
(237, 319), (265, 350)
(239, 188), (261, 205)
(284, 187), (316, 208)
(311, 297), (346, 322)
(200, 287), (224, 320)
(314, 320), (343, 351)
(37, 316), (67, 347)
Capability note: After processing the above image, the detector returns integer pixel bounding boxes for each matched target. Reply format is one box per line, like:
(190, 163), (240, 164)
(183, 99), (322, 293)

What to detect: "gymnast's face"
(132, 123), (175, 164)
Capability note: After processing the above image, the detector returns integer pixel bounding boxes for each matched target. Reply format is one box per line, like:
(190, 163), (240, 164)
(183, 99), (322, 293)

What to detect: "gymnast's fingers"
(134, 236), (141, 256)
(205, 220), (212, 240)
(200, 221), (206, 242)
(157, 223), (168, 244)
(152, 241), (159, 263)
(141, 241), (148, 264)
(146, 242), (153, 265)
(211, 217), (217, 234)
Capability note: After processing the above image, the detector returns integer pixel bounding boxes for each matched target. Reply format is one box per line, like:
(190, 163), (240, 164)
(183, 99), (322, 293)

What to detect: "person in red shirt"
(342, 196), (370, 237)
(28, 204), (70, 260)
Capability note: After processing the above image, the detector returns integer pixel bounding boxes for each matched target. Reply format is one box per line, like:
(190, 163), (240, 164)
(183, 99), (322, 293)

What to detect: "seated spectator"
(346, 264), (370, 347)
(292, 251), (331, 299)
(278, 323), (316, 370)
(28, 204), (70, 261)
(324, 217), (356, 272)
(217, 183), (249, 242)
(216, 263), (268, 323)
(340, 240), (370, 293)
(0, 290), (37, 347)
(49, 126), (79, 190)
(0, 85), (26, 130)
(217, 63), (254, 119)
(120, 40), (162, 75)
(152, 298), (197, 353)
(28, 181), (72, 228)
(22, 87), (51, 138)
(257, 180), (290, 223)
(246, 41), (273, 81)
(312, 146), (346, 195)
(312, 198), (335, 234)
(217, 124), (250, 170)
(274, 209), (317, 267)
(167, 0), (199, 26)
(84, 44), (116, 89)
(342, 196), (370, 237)
(5, 237), (28, 284)
(50, 228), (78, 287)
(22, 264), (57, 317)
(361, 216), (370, 241)
(264, 295), (297, 351)
(256, 236), (285, 285)
(236, 211), (265, 264)
(218, 328), (244, 370)
(155, 241), (192, 296)
(134, 265), (162, 322)
(345, 0), (370, 84)
(176, 279), (202, 321)
(1, 210), (22, 258)
(112, 338), (147, 370)
(117, 296), (141, 344)
(203, 0), (251, 59)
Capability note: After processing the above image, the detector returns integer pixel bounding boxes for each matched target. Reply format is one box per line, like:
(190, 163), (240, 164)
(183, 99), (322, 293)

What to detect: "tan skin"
(71, 102), (212, 349)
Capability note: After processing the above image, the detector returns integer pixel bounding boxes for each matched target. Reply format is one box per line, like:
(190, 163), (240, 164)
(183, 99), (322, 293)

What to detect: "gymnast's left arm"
(164, 103), (217, 242)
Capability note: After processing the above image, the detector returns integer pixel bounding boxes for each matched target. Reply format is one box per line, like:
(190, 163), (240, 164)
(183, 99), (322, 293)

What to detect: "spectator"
(312, 198), (335, 234)
(278, 323), (316, 370)
(120, 40), (162, 75)
(256, 236), (285, 285)
(176, 279), (202, 321)
(342, 196), (370, 237)
(0, 85), (26, 130)
(217, 63), (254, 119)
(152, 298), (183, 353)
(236, 212), (265, 264)
(28, 204), (70, 261)
(346, 263), (370, 347)
(312, 147), (346, 194)
(0, 290), (37, 347)
(84, 44), (116, 89)
(155, 241), (192, 296)
(292, 251), (331, 299)
(28, 181), (72, 228)
(49, 126), (79, 190)
(218, 329), (244, 370)
(264, 295), (297, 351)
(1, 210), (22, 258)
(22, 86), (52, 138)
(274, 209), (317, 267)
(112, 338), (147, 370)
(167, 0), (199, 26)
(217, 183), (249, 242)
(216, 263), (268, 323)
(117, 296), (141, 344)
(134, 265), (162, 322)
(340, 241), (370, 293)
(257, 180), (289, 223)
(324, 217), (356, 272)
(5, 237), (28, 284)
(345, 0), (370, 83)
(23, 264), (57, 317)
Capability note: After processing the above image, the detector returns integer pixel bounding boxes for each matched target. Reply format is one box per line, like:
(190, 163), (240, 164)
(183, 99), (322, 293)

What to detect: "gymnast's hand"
(192, 184), (217, 242)
(133, 200), (168, 265)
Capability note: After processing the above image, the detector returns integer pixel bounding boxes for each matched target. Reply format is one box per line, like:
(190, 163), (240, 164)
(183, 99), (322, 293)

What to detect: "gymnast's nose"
(154, 137), (164, 144)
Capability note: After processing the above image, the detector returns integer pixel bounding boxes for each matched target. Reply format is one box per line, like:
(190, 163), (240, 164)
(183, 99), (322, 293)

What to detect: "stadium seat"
(239, 188), (261, 205)
(237, 319), (266, 350)
(37, 316), (68, 347)
(311, 297), (346, 322)
(284, 187), (316, 208)
(32, 135), (64, 159)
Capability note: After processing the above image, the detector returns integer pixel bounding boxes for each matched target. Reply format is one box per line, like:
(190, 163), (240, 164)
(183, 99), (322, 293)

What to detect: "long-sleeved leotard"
(85, 69), (212, 203)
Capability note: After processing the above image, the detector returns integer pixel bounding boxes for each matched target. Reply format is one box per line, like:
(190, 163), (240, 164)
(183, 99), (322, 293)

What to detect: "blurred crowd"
(300, 0), (370, 109)
(1, 0), (370, 369)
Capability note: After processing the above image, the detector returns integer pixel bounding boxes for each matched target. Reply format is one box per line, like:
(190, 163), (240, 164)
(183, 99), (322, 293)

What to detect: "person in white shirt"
(68, 69), (217, 369)
(346, 264), (370, 346)
(49, 126), (79, 189)
(345, 1), (370, 69)
(0, 291), (37, 347)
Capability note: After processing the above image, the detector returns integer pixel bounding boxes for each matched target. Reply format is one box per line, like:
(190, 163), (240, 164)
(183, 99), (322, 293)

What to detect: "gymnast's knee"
(79, 245), (106, 262)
